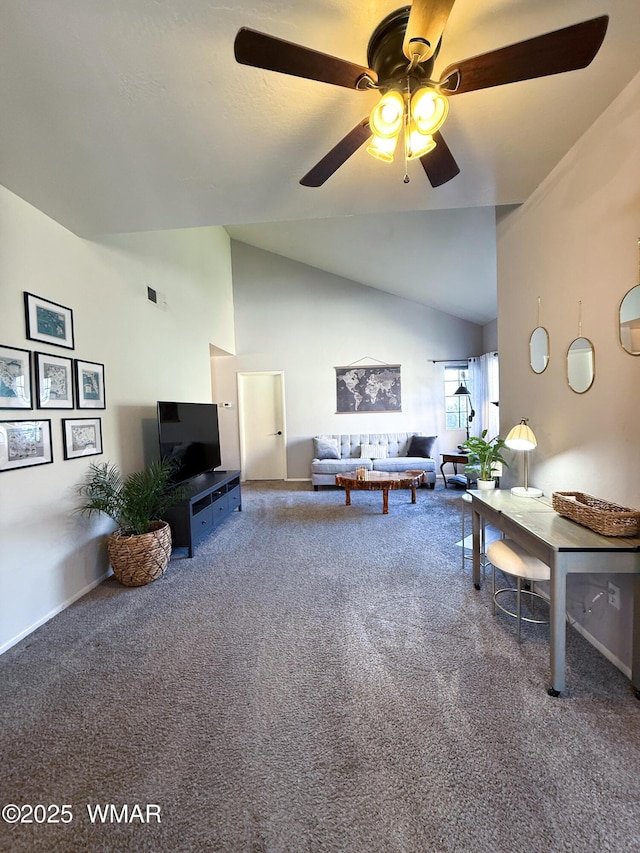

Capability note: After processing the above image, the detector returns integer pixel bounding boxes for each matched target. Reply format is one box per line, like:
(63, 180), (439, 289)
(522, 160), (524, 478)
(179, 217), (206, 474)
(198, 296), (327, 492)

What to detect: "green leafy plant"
(78, 459), (185, 536)
(461, 429), (509, 481)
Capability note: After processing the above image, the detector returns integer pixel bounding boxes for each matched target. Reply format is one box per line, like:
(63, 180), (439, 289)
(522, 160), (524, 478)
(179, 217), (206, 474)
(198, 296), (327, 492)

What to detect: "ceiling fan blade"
(420, 131), (460, 187)
(403, 0), (456, 63)
(439, 16), (608, 95)
(234, 28), (378, 90)
(300, 119), (371, 187)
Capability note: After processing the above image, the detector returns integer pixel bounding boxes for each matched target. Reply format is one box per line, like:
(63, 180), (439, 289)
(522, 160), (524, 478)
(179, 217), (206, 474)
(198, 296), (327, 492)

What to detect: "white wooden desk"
(469, 489), (640, 696)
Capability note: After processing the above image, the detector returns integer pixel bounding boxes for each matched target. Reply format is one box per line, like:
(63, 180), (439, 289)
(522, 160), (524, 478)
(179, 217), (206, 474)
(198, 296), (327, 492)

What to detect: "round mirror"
(529, 326), (550, 373)
(619, 284), (640, 355)
(567, 337), (595, 394)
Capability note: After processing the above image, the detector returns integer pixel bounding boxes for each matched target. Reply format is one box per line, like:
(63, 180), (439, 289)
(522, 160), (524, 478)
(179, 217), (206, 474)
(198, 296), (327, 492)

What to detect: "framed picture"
(75, 359), (105, 409)
(62, 417), (103, 460)
(335, 364), (402, 413)
(35, 351), (74, 409)
(0, 345), (32, 409)
(0, 419), (53, 471)
(24, 292), (75, 350)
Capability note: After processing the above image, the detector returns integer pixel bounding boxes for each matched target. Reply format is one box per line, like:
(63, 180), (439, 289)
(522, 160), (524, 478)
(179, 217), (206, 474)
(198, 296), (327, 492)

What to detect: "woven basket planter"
(107, 520), (172, 587)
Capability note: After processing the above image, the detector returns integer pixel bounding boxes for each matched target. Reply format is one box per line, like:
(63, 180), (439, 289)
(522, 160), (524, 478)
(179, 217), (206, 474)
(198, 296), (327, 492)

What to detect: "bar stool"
(487, 539), (550, 642)
(461, 492), (487, 572)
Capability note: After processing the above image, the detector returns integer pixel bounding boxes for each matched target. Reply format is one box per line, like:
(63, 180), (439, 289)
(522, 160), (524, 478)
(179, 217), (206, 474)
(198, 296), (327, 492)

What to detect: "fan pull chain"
(403, 79), (410, 183)
(537, 295), (541, 327)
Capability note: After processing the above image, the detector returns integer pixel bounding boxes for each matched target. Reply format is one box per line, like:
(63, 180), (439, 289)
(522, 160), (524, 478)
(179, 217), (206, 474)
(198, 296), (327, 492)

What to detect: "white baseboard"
(568, 619), (631, 680)
(0, 571), (111, 656)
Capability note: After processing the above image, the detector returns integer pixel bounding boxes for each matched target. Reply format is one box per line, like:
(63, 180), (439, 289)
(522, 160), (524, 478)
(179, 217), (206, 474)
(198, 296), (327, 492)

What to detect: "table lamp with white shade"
(505, 418), (543, 498)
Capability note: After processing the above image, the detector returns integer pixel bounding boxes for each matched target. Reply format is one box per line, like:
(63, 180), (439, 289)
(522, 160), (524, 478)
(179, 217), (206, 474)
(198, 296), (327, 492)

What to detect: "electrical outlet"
(607, 581), (621, 610)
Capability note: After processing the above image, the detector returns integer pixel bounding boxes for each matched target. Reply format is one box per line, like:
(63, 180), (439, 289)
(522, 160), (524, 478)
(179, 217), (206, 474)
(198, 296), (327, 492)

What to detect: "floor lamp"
(454, 382), (475, 440)
(505, 418), (542, 497)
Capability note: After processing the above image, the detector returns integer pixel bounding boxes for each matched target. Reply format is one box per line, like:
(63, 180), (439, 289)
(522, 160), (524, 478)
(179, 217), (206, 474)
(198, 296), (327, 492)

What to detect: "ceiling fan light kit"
(366, 85), (448, 165)
(234, 2), (608, 189)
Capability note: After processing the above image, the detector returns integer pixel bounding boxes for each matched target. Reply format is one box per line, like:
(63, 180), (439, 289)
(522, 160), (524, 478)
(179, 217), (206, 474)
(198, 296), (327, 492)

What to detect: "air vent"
(146, 286), (167, 310)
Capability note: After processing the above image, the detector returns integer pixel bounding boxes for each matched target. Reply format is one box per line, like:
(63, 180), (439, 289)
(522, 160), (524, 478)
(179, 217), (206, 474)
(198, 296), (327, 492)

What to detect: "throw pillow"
(407, 435), (437, 458)
(360, 444), (387, 459)
(313, 437), (340, 460)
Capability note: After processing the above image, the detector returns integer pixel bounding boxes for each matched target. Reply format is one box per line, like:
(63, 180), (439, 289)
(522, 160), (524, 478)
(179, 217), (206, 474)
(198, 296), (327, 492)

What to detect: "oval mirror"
(529, 326), (550, 373)
(567, 337), (595, 394)
(619, 284), (640, 355)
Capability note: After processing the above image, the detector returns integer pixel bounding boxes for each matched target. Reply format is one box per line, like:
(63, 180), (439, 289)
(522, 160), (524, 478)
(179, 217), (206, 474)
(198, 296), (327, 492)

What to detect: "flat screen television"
(157, 401), (222, 484)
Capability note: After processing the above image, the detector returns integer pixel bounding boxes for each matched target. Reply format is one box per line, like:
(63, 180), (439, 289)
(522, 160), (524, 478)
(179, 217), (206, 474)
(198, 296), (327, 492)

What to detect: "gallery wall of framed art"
(0, 292), (107, 472)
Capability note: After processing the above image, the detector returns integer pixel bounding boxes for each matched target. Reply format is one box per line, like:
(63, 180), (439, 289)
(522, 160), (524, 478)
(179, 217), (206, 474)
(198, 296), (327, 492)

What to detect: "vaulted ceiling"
(1, 1), (638, 323)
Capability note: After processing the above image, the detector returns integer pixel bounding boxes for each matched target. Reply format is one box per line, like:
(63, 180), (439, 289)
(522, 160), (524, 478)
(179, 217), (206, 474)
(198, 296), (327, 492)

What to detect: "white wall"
(496, 71), (640, 670)
(0, 186), (234, 653)
(213, 242), (484, 479)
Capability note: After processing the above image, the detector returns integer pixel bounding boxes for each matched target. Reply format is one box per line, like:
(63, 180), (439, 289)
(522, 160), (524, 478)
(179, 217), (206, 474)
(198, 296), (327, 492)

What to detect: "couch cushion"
(312, 458), (372, 474)
(313, 437), (340, 459)
(360, 443), (387, 459)
(406, 435), (437, 457)
(373, 457), (436, 473)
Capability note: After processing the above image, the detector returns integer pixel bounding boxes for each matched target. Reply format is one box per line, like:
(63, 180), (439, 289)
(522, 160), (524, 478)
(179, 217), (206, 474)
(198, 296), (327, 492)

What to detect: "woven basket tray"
(552, 492), (640, 537)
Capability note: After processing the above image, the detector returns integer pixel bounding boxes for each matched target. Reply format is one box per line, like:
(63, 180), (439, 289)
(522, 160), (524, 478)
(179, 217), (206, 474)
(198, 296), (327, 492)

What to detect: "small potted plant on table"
(461, 429), (509, 490)
(78, 459), (184, 587)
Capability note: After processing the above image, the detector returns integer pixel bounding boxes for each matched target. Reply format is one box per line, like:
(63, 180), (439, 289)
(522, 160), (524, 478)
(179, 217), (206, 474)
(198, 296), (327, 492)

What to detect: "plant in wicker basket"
(78, 459), (185, 587)
(460, 429), (509, 485)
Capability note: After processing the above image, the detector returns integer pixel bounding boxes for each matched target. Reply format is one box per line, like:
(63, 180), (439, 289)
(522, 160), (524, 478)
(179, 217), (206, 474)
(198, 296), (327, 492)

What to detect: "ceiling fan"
(234, 2), (608, 189)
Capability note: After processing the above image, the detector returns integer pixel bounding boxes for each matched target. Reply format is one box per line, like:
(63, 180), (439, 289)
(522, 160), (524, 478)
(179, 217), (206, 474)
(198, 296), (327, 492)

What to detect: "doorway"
(237, 371), (286, 480)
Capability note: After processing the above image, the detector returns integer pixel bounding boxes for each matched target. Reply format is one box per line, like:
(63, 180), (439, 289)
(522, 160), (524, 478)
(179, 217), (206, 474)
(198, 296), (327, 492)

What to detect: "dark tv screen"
(157, 401), (222, 483)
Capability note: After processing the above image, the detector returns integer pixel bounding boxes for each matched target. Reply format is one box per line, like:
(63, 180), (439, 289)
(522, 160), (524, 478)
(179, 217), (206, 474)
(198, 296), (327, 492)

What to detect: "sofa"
(312, 433), (437, 489)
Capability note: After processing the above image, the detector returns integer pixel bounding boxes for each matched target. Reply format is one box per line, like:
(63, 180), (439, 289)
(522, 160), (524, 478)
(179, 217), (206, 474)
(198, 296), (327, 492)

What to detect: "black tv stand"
(164, 469), (241, 557)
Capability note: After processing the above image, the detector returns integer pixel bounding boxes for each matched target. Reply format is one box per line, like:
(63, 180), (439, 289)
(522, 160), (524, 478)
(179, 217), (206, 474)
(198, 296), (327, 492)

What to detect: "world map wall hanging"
(335, 365), (401, 413)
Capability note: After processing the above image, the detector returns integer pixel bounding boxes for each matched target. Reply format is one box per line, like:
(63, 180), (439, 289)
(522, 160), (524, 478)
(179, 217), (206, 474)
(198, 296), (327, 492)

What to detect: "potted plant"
(461, 429), (509, 490)
(78, 458), (185, 587)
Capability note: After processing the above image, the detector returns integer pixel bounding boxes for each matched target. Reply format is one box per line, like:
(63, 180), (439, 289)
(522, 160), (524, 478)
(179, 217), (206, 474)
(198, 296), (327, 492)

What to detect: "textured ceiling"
(1, 1), (638, 323)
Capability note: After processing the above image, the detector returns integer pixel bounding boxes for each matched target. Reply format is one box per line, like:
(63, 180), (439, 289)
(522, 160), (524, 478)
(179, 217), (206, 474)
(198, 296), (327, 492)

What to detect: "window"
(444, 365), (470, 430)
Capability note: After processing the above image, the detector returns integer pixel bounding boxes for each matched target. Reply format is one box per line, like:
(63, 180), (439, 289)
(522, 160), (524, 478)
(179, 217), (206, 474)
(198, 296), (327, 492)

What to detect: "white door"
(237, 371), (286, 480)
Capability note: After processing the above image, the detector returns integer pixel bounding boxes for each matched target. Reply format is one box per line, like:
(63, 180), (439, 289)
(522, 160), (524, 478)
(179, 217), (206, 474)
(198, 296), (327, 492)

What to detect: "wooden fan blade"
(300, 119), (371, 187)
(403, 0), (456, 63)
(420, 131), (460, 187)
(234, 28), (378, 90)
(439, 16), (608, 95)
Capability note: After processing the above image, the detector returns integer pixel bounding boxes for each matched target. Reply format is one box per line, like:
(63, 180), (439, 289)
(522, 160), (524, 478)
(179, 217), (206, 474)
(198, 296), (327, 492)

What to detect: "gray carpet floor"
(1, 481), (640, 853)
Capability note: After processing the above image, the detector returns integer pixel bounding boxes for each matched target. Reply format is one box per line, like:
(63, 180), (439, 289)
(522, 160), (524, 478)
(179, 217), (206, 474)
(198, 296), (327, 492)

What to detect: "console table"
(164, 470), (241, 557)
(469, 489), (640, 697)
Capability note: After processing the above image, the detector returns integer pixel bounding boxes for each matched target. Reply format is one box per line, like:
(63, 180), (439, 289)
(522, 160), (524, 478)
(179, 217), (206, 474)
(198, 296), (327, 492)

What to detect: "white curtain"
(468, 353), (499, 439)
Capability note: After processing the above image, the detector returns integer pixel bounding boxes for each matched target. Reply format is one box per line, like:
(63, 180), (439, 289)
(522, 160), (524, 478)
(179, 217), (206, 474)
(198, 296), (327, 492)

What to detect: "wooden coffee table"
(335, 470), (425, 514)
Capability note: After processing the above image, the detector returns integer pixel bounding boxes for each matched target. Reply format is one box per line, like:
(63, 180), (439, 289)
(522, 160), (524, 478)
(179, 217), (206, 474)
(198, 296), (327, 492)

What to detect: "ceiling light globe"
(369, 90), (404, 138)
(366, 133), (398, 162)
(411, 87), (449, 135)
(406, 125), (436, 160)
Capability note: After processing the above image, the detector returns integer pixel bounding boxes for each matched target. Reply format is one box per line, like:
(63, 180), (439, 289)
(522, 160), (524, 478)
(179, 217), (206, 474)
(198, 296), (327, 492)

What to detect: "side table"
(440, 451), (469, 488)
